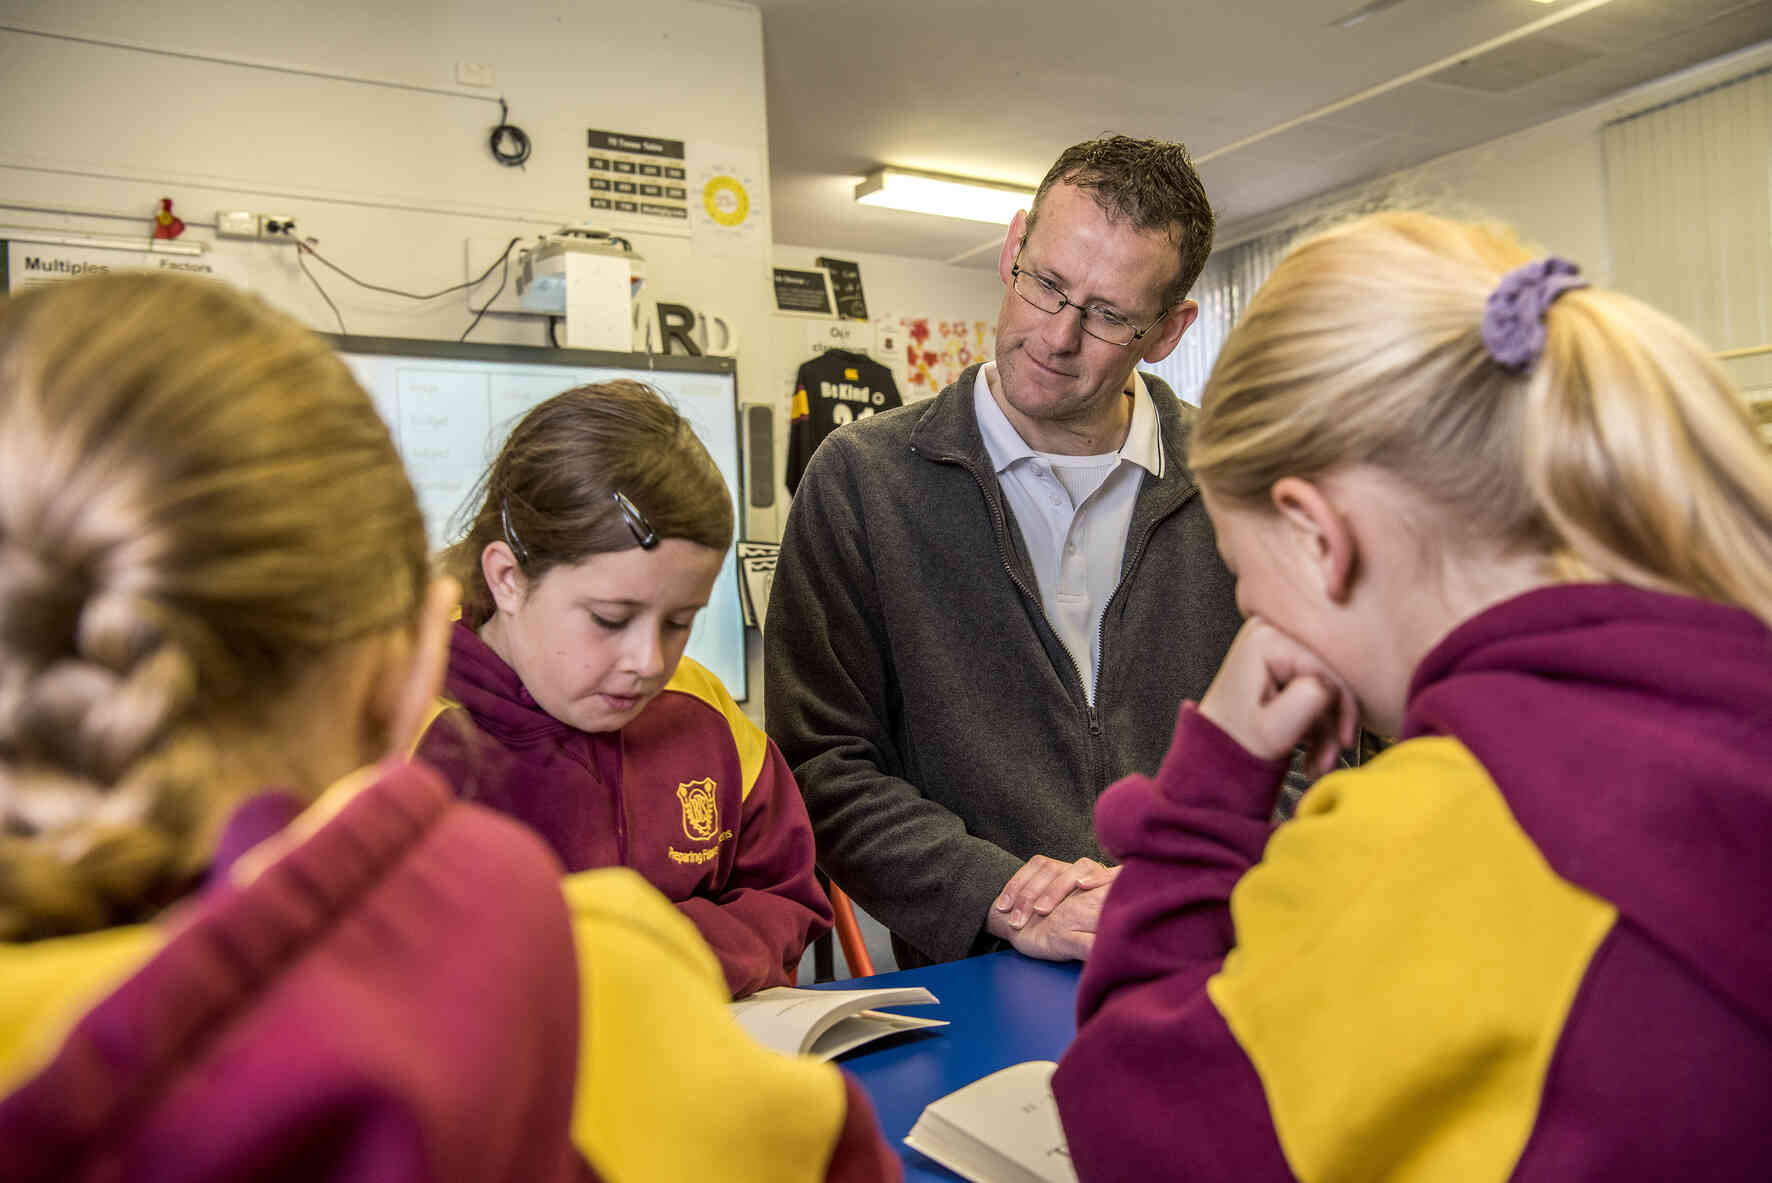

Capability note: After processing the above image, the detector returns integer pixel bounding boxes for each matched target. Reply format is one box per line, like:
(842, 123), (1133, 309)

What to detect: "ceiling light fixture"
(854, 167), (1034, 225)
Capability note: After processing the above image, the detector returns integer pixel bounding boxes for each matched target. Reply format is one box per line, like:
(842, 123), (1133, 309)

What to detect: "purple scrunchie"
(1481, 256), (1587, 372)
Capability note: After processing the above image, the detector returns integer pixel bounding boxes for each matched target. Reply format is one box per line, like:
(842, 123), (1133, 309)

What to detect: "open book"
(904, 1060), (1078, 1183)
(729, 985), (947, 1060)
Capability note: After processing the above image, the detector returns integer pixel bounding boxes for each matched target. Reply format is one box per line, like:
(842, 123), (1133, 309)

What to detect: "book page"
(807, 1008), (948, 1061)
(729, 985), (938, 1056)
(905, 1060), (1078, 1183)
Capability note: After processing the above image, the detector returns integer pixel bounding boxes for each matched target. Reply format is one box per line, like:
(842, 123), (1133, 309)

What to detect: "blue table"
(818, 951), (1083, 1181)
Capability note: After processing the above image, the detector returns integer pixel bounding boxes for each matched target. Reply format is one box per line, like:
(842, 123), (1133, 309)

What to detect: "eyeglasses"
(1010, 262), (1166, 347)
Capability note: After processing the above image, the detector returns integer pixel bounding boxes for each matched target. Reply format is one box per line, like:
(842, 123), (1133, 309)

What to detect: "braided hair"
(0, 272), (428, 939)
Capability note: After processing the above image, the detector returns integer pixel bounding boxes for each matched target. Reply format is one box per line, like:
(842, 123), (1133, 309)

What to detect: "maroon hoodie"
(1056, 584), (1772, 1181)
(0, 762), (591, 1183)
(418, 621), (833, 997)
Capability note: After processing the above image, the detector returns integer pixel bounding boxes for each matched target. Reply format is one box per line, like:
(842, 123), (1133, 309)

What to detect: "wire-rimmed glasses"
(1010, 262), (1167, 347)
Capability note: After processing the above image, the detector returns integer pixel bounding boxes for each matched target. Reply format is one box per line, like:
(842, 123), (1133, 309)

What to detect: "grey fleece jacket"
(764, 365), (1243, 964)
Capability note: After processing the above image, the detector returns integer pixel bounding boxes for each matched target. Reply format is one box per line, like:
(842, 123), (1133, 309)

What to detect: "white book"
(728, 985), (947, 1060)
(904, 1060), (1079, 1183)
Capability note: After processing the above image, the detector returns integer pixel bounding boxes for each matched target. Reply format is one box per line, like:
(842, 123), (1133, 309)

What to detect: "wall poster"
(586, 128), (691, 238)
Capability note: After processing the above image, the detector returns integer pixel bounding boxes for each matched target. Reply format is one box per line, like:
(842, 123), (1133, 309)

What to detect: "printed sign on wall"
(1, 238), (248, 294)
(690, 142), (765, 258)
(587, 128), (692, 238)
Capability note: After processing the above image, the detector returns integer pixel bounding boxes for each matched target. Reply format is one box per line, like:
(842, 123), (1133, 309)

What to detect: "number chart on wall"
(333, 335), (748, 700)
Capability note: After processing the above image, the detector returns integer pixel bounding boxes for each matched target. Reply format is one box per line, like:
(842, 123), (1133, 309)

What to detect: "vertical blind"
(1602, 68), (1772, 355)
(1144, 228), (1298, 405)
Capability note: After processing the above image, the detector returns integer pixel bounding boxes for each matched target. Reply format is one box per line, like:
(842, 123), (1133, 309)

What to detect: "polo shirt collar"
(973, 361), (1164, 478)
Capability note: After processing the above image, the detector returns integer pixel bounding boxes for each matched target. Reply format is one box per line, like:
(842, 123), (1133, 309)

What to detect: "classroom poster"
(1, 238), (248, 294)
(586, 128), (692, 239)
(896, 317), (996, 398)
(690, 142), (765, 257)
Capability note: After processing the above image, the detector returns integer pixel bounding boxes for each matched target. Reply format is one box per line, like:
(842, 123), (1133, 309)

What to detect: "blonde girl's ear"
(480, 541), (526, 616)
(380, 576), (461, 760)
(1270, 476), (1359, 604)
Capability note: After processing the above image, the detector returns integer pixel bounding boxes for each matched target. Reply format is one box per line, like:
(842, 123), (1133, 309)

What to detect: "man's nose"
(1041, 300), (1085, 352)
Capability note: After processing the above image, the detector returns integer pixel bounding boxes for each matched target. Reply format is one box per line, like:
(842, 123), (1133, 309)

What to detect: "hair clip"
(612, 490), (658, 550)
(499, 498), (530, 564)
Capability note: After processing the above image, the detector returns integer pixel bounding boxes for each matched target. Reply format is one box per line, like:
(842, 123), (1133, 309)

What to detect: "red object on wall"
(153, 197), (186, 240)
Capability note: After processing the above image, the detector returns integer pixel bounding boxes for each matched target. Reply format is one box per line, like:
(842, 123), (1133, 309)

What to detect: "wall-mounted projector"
(515, 229), (645, 351)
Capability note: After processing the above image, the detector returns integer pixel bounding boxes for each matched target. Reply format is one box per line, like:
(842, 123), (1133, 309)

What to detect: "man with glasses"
(766, 136), (1242, 968)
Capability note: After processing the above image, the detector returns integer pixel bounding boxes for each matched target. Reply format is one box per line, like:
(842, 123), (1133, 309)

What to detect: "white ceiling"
(756, 0), (1772, 267)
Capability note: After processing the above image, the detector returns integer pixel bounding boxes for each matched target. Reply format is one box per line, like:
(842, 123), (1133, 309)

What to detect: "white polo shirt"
(973, 362), (1164, 705)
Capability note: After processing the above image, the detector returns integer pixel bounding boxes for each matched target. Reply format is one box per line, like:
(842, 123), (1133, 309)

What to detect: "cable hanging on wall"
(488, 98), (531, 168)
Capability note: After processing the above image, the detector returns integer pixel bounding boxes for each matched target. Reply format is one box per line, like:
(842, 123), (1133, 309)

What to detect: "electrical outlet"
(216, 210), (260, 239)
(261, 216), (299, 241)
(456, 61), (495, 88)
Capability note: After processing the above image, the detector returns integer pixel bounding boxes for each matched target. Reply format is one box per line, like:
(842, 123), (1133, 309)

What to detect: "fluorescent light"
(854, 167), (1034, 225)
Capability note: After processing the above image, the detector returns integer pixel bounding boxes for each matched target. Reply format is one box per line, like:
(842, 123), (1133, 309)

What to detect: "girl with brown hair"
(420, 383), (832, 998)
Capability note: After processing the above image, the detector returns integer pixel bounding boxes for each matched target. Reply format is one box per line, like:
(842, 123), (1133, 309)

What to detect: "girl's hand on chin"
(1199, 617), (1359, 777)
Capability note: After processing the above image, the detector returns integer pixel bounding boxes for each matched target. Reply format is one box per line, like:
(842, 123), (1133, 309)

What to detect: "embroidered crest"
(676, 778), (719, 842)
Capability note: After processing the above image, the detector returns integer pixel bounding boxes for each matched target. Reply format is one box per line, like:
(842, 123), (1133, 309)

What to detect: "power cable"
(294, 241), (346, 333)
(300, 237), (522, 300)
(489, 98), (531, 167)
(461, 236), (522, 341)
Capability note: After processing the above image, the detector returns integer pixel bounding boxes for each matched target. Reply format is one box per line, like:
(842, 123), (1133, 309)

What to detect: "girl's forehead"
(533, 541), (723, 603)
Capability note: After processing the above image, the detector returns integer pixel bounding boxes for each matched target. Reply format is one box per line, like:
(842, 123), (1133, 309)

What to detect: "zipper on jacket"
(916, 443), (1097, 714)
(1091, 500), (1173, 711)
(913, 395), (1196, 796)
(569, 731), (629, 867)
(612, 736), (630, 867)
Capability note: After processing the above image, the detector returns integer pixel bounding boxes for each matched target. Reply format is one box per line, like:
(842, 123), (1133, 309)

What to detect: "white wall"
(0, 0), (784, 713)
(0, 3), (774, 363)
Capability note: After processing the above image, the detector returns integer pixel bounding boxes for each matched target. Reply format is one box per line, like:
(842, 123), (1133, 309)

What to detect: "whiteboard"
(332, 336), (747, 701)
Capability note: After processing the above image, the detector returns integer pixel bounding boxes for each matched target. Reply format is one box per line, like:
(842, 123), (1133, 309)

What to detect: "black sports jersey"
(784, 349), (901, 494)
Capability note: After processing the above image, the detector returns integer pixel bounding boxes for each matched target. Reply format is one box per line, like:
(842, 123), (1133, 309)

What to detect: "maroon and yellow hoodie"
(0, 762), (900, 1182)
(1055, 584), (1772, 1181)
(418, 621), (833, 997)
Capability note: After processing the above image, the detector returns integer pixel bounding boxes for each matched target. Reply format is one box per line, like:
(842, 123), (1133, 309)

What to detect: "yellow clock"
(703, 175), (750, 227)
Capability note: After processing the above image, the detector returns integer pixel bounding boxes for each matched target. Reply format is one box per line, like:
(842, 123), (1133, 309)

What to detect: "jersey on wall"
(785, 348), (902, 494)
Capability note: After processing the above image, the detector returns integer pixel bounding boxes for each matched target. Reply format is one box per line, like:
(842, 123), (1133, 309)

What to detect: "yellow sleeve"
(561, 868), (849, 1183)
(0, 924), (165, 1094)
(663, 657), (768, 801)
(1206, 737), (1616, 1183)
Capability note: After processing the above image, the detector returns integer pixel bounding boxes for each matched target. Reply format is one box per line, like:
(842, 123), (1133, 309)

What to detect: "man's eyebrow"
(1023, 252), (1150, 317)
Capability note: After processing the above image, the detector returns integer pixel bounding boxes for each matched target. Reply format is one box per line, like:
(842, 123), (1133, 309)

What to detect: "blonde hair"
(441, 381), (733, 626)
(1191, 210), (1772, 628)
(0, 272), (428, 939)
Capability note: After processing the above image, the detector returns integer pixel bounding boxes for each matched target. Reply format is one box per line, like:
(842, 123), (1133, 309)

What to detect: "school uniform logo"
(676, 777), (719, 841)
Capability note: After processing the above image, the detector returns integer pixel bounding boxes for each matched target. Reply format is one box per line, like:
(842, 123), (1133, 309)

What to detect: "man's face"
(993, 182), (1194, 439)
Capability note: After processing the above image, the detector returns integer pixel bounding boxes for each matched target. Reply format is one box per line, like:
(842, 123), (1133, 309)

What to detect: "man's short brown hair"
(1024, 134), (1215, 310)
